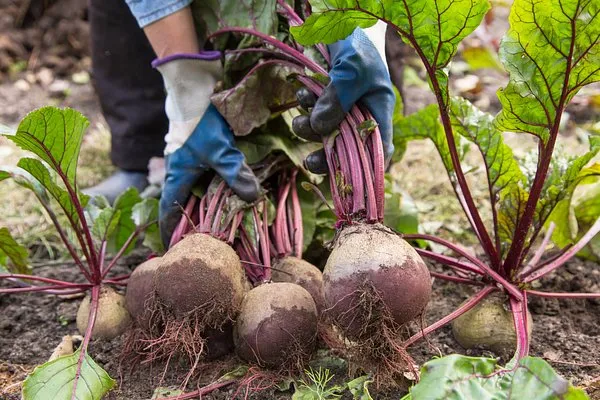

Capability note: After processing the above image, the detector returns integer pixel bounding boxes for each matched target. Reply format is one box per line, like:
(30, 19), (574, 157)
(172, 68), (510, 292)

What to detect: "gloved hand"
(292, 23), (395, 174)
(154, 52), (261, 246)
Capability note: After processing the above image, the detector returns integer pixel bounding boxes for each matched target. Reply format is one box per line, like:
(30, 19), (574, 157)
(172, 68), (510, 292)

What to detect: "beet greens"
(290, 0), (600, 365)
(0, 107), (160, 400)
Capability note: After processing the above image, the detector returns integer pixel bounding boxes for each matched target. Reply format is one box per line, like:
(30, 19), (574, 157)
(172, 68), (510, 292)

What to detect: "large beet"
(234, 282), (318, 367)
(125, 257), (161, 329)
(323, 223), (431, 340)
(154, 233), (246, 322)
(272, 256), (325, 313)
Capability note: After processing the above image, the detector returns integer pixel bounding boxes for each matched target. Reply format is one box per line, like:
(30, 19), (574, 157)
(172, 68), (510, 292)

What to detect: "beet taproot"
(323, 223), (431, 340)
(125, 256), (161, 330)
(272, 256), (325, 313)
(77, 285), (131, 340)
(234, 282), (318, 368)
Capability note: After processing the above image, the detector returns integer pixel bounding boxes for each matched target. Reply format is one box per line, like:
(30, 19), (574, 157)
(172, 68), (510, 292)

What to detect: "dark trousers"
(89, 0), (168, 171)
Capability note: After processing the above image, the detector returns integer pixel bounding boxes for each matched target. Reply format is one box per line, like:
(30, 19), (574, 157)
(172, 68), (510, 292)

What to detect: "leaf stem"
(430, 271), (484, 286)
(522, 217), (600, 283)
(71, 284), (100, 400)
(403, 285), (496, 347)
(510, 293), (529, 360)
(290, 170), (303, 257)
(403, 233), (522, 300)
(526, 290), (600, 299)
(503, 10), (579, 275)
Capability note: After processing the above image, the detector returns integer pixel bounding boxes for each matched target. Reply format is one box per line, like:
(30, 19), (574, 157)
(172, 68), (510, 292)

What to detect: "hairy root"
(326, 281), (418, 388)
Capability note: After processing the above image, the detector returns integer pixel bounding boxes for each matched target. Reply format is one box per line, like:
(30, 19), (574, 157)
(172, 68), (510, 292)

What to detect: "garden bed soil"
(1, 255), (599, 399)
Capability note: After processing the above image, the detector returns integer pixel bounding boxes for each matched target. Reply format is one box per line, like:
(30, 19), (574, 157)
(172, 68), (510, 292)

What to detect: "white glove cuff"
(364, 20), (389, 72)
(156, 58), (223, 154)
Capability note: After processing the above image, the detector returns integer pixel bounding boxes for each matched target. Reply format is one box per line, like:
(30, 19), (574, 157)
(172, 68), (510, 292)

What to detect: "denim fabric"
(125, 0), (193, 27)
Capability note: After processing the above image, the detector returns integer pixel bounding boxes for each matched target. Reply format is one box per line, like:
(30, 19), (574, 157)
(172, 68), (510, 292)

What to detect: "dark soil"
(1, 255), (599, 399)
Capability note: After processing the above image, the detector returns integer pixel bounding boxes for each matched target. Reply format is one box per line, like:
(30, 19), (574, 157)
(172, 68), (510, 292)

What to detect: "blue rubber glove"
(154, 53), (260, 246)
(293, 26), (395, 173)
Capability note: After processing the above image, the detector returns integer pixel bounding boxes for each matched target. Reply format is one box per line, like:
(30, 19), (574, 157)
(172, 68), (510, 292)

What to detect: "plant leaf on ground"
(0, 227), (29, 274)
(346, 375), (373, 400)
(22, 349), (114, 400)
(402, 354), (588, 400)
(496, 0), (600, 142)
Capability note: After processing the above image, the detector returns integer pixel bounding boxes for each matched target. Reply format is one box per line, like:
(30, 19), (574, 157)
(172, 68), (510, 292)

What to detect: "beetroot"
(234, 282), (318, 367)
(154, 233), (246, 320)
(323, 223), (431, 340)
(125, 257), (161, 330)
(272, 256), (325, 314)
(77, 285), (131, 340)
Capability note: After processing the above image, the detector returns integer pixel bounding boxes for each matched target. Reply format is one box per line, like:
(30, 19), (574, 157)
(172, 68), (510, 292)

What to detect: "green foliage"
(133, 198), (163, 254)
(211, 64), (298, 136)
(291, 0), (490, 105)
(548, 164), (600, 258)
(22, 349), (115, 400)
(0, 227), (30, 274)
(346, 375), (373, 400)
(402, 354), (588, 400)
(293, 368), (344, 400)
(393, 104), (469, 176)
(383, 174), (419, 235)
(8, 107), (88, 187)
(496, 0), (600, 142)
(192, 0), (278, 43)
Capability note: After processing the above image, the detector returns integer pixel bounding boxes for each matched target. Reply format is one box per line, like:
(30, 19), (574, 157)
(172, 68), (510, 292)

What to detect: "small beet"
(272, 256), (325, 313)
(77, 285), (131, 340)
(234, 282), (318, 368)
(452, 292), (533, 355)
(125, 257), (161, 330)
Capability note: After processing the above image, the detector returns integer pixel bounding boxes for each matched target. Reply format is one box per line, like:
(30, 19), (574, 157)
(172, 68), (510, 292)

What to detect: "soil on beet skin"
(1, 257), (599, 399)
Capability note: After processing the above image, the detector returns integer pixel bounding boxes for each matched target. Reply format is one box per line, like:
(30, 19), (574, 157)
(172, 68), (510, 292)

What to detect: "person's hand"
(155, 53), (260, 246)
(292, 26), (395, 174)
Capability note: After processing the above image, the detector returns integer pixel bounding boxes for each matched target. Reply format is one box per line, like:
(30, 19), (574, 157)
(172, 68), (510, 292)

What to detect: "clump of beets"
(235, 282), (318, 368)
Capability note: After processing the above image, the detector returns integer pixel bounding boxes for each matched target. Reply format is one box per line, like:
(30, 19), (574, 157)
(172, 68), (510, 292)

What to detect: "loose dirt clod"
(76, 285), (131, 340)
(235, 282), (318, 369)
(272, 256), (325, 313)
(452, 292), (534, 356)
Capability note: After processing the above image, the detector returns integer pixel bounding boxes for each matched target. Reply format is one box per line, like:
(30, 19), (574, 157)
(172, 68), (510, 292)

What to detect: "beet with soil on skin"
(323, 223), (432, 340)
(234, 282), (318, 368)
(125, 256), (161, 330)
(452, 292), (533, 355)
(77, 285), (131, 340)
(272, 256), (325, 313)
(154, 233), (246, 321)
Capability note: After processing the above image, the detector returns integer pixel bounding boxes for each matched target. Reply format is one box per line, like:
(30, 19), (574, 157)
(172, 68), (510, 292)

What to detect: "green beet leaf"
(403, 354), (588, 400)
(6, 107), (88, 188)
(383, 174), (419, 236)
(132, 198), (163, 254)
(192, 0), (278, 45)
(496, 0), (600, 142)
(18, 158), (89, 225)
(393, 104), (469, 176)
(22, 349), (115, 400)
(0, 227), (30, 274)
(211, 63), (298, 136)
(91, 208), (122, 243)
(292, 0), (489, 105)
(547, 162), (600, 250)
(102, 188), (142, 254)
